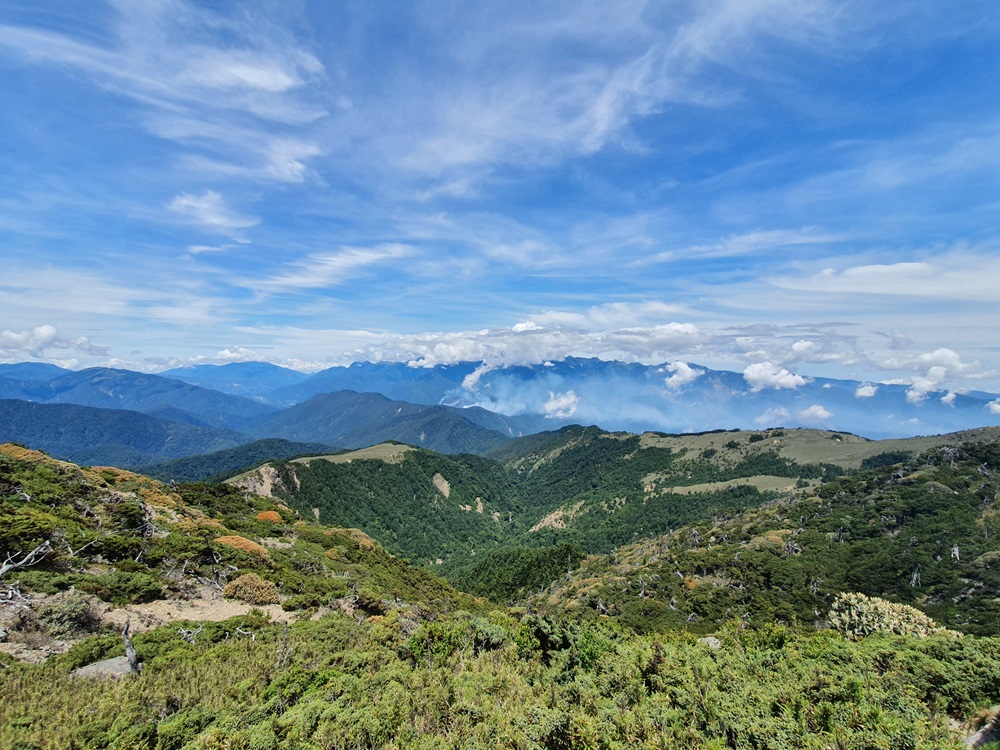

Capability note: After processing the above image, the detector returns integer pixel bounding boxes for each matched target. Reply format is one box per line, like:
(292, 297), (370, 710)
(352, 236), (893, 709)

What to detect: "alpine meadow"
(3, 2), (1000, 749)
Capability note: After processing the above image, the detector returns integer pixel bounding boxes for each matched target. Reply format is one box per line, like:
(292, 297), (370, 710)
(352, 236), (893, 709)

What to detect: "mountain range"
(0, 357), (998, 468)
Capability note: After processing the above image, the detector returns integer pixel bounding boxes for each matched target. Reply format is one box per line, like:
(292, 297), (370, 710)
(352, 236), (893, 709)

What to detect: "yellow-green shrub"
(828, 592), (962, 639)
(222, 573), (280, 605)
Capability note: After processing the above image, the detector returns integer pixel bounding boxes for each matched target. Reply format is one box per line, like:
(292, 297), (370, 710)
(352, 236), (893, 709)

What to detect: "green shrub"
(37, 591), (101, 637)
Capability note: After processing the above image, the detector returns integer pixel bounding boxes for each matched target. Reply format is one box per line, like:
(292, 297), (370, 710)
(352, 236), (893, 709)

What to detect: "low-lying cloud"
(743, 362), (807, 392)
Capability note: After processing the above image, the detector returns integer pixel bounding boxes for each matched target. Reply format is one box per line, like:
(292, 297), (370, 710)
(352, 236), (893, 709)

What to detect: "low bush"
(223, 573), (280, 606)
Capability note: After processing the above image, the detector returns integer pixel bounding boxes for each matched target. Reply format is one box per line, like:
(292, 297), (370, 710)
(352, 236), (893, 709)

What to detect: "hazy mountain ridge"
(244, 390), (515, 455)
(0, 400), (249, 466)
(4, 358), (999, 441)
(0, 367), (277, 431)
(161, 361), (309, 399)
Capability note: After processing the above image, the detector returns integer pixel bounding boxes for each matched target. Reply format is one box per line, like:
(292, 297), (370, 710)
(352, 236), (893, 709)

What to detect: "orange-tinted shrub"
(213, 535), (271, 562)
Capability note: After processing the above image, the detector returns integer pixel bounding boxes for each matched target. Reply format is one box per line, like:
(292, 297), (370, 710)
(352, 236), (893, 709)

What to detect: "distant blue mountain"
(161, 361), (309, 399)
(0, 362), (70, 381)
(4, 357), (999, 442)
(0, 399), (248, 466)
(0, 367), (276, 431)
(268, 361), (479, 406)
(245, 390), (517, 454)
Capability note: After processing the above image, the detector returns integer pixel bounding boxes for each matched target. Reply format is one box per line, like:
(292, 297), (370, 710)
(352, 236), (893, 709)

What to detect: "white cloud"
(940, 391), (957, 406)
(878, 347), (997, 403)
(664, 361), (704, 390)
(245, 244), (415, 293)
(989, 399), (1000, 416)
(0, 3), (327, 186)
(645, 227), (843, 264)
(755, 407), (790, 426)
(215, 346), (265, 363)
(743, 362), (807, 392)
(855, 384), (877, 398)
(773, 254), (1000, 303)
(799, 404), (833, 421)
(0, 325), (108, 359)
(168, 190), (258, 231)
(544, 390), (580, 419)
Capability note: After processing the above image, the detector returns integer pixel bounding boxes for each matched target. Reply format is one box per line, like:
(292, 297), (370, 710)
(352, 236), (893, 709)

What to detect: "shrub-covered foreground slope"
(4, 445), (1000, 747)
(0, 442), (482, 636)
(6, 612), (1000, 749)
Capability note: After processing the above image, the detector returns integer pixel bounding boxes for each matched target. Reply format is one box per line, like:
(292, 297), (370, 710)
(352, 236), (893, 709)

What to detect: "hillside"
(134, 438), (336, 483)
(245, 390), (512, 454)
(0, 442), (482, 647)
(0, 400), (250, 466)
(5, 447), (1000, 748)
(228, 443), (521, 565)
(2, 445), (1000, 748)
(525, 439), (1000, 636)
(224, 425), (1000, 603)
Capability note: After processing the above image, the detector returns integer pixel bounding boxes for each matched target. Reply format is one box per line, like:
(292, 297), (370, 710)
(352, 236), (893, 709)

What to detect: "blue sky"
(2, 0), (1000, 396)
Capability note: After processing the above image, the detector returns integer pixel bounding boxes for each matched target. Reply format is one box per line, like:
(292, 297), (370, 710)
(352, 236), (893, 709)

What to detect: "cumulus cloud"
(743, 362), (807, 392)
(398, 316), (705, 369)
(989, 399), (1000, 416)
(215, 346), (265, 363)
(0, 325), (108, 359)
(543, 390), (579, 419)
(512, 321), (541, 332)
(940, 391), (957, 406)
(755, 407), (791, 426)
(664, 361), (704, 390)
(878, 347), (997, 403)
(799, 404), (833, 421)
(855, 384), (877, 398)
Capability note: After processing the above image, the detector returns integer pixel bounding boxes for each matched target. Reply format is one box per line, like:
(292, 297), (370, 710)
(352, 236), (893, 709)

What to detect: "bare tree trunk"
(122, 620), (140, 674)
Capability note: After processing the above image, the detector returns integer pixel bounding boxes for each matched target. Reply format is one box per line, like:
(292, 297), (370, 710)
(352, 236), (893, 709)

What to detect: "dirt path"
(98, 587), (292, 633)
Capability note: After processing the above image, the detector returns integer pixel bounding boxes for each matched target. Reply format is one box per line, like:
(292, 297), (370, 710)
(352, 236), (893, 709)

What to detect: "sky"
(2, 0), (1000, 396)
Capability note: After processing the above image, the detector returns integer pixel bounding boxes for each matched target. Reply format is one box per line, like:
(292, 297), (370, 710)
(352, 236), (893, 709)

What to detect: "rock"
(71, 655), (137, 679)
(697, 636), (722, 650)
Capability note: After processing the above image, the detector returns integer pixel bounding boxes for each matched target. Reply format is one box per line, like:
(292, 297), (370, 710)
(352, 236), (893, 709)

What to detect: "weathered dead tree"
(0, 540), (52, 580)
(122, 620), (141, 674)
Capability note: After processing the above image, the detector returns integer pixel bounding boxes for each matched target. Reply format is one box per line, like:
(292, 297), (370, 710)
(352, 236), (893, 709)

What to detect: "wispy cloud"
(244, 244), (416, 294)
(0, 2), (327, 188)
(168, 190), (258, 232)
(772, 251), (1000, 303)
